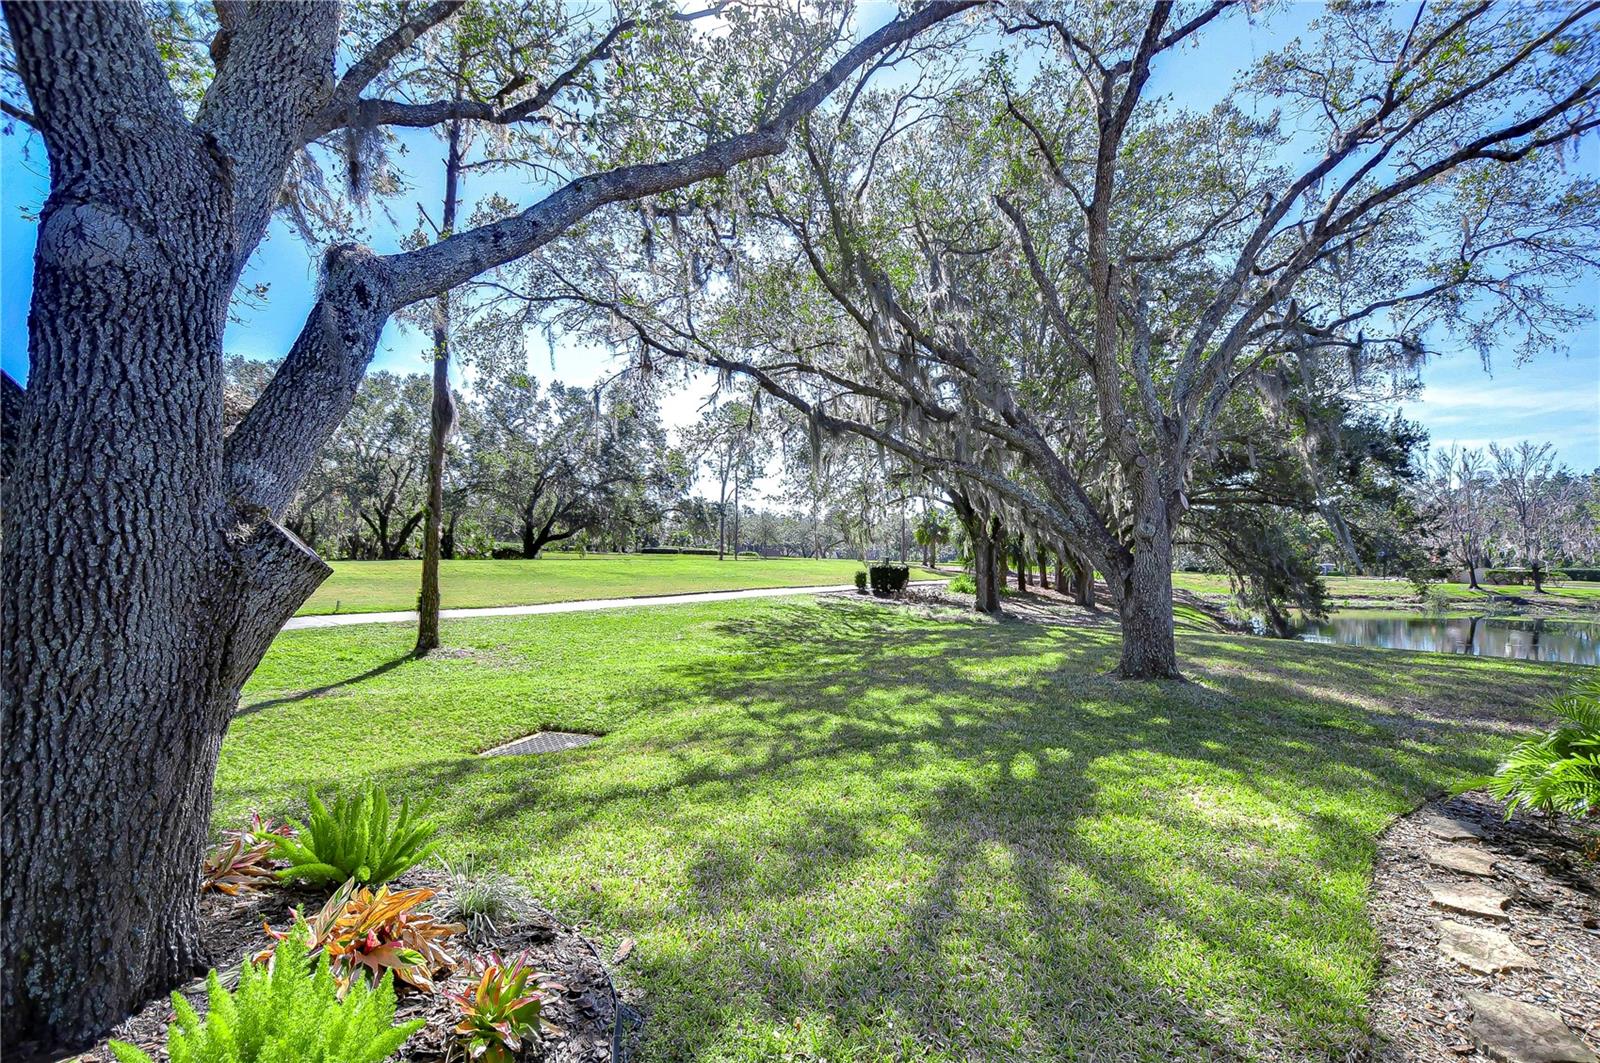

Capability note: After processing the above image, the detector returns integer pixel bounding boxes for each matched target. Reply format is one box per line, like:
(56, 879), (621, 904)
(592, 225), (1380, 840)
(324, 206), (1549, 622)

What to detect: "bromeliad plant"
(260, 878), (464, 992)
(110, 924), (423, 1063)
(269, 784), (439, 886)
(201, 813), (292, 896)
(1481, 676), (1600, 823)
(446, 952), (564, 1063)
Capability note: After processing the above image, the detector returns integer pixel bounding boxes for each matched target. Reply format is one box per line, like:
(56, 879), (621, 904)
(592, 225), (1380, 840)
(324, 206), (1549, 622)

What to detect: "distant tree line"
(223, 357), (964, 563)
(1415, 442), (1600, 590)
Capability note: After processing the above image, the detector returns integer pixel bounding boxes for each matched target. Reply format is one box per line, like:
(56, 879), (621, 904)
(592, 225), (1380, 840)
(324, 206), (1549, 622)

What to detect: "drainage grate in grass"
(480, 731), (600, 757)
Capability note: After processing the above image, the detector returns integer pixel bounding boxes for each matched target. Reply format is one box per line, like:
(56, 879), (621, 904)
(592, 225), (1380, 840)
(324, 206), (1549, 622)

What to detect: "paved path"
(284, 579), (950, 630)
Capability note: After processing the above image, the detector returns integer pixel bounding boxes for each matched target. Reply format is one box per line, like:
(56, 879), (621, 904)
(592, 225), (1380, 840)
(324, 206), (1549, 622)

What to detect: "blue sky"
(3, 2), (1597, 476)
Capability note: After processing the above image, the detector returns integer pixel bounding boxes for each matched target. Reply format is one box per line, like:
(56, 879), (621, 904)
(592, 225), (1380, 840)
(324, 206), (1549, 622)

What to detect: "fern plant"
(1482, 676), (1600, 820)
(269, 785), (439, 886)
(108, 924), (423, 1063)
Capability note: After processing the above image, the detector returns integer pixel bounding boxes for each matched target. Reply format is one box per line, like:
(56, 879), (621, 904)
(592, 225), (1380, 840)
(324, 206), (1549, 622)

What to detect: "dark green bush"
(948, 571), (976, 595)
(854, 570), (868, 594)
(1484, 567), (1574, 586)
(868, 564), (910, 596)
(1559, 567), (1600, 582)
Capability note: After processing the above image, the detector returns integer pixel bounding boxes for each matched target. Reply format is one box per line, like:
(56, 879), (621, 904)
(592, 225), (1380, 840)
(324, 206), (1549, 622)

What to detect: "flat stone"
(1416, 810), (1484, 841)
(1429, 882), (1511, 922)
(1437, 920), (1534, 974)
(1465, 991), (1597, 1063)
(1428, 844), (1500, 877)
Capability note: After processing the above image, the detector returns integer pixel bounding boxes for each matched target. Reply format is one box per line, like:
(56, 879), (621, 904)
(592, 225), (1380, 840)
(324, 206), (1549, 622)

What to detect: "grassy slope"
(1173, 571), (1600, 611)
(227, 599), (1576, 1061)
(297, 556), (944, 616)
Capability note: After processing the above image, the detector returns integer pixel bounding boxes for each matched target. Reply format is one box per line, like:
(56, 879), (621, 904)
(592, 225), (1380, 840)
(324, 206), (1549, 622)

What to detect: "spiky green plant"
(108, 924), (423, 1063)
(269, 784), (439, 886)
(1481, 676), (1600, 820)
(439, 856), (526, 945)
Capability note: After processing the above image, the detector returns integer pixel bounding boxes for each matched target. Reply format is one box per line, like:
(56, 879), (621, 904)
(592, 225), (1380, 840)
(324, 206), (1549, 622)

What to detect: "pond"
(1296, 613), (1600, 667)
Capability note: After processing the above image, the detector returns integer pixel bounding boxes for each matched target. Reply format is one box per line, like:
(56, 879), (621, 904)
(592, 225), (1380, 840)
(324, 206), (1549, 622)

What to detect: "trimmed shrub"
(868, 564), (910, 596)
(854, 570), (868, 594)
(1559, 567), (1600, 583)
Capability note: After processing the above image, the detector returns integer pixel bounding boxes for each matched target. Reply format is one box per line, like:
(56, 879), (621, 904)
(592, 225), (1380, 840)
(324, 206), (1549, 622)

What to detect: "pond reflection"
(1296, 614), (1600, 666)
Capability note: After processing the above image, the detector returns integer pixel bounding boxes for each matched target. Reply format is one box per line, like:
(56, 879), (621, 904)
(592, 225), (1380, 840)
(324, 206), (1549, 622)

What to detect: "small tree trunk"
(1073, 558), (1096, 608)
(1014, 545), (1026, 592)
(1037, 548), (1050, 590)
(1053, 549), (1066, 593)
(984, 519), (1004, 612)
(415, 114), (462, 657)
(1531, 560), (1544, 593)
(441, 510), (458, 560)
(521, 512), (538, 558)
(969, 519), (995, 613)
(732, 472), (742, 559)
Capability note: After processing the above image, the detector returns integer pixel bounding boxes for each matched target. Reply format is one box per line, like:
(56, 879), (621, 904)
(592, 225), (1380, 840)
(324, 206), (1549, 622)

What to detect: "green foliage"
(867, 564), (910, 596)
(440, 856), (526, 944)
(854, 570), (868, 593)
(446, 952), (562, 1063)
(1484, 567), (1571, 586)
(1479, 677), (1600, 821)
(948, 571), (977, 595)
(108, 925), (423, 1063)
(270, 785), (438, 886)
(1420, 585), (1452, 616)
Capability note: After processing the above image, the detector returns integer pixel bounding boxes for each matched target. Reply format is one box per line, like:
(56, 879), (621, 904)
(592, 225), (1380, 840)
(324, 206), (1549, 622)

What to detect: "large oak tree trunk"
(0, 12), (335, 1034)
(1111, 492), (1181, 680)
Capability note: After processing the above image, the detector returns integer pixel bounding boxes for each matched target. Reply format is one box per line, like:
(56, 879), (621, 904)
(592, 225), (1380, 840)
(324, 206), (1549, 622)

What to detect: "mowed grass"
(225, 597), (1576, 1061)
(1172, 571), (1600, 610)
(297, 555), (944, 615)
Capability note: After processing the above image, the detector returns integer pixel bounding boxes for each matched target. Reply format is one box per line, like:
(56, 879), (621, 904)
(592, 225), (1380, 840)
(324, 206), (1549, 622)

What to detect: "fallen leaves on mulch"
(1370, 790), (1600, 1061)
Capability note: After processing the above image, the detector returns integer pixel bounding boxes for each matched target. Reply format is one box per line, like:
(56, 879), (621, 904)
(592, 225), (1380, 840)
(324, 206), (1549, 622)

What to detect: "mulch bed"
(67, 867), (617, 1063)
(1370, 791), (1600, 1060)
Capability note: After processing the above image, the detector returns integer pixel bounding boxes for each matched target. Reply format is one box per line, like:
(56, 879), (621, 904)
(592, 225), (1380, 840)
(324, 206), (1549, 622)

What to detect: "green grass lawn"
(1173, 571), (1600, 610)
(296, 555), (944, 615)
(225, 596), (1578, 1061)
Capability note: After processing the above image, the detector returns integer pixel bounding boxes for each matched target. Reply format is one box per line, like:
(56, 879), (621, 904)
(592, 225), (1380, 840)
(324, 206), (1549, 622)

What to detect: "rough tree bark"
(1, 2), (339, 1043)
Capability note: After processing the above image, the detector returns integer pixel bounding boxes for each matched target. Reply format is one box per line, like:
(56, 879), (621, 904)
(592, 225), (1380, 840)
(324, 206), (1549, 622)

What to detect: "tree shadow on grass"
(222, 597), (1565, 1059)
(234, 653), (413, 717)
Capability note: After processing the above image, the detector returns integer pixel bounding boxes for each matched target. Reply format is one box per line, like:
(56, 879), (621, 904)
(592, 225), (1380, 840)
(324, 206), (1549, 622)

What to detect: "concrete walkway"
(284, 579), (950, 630)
